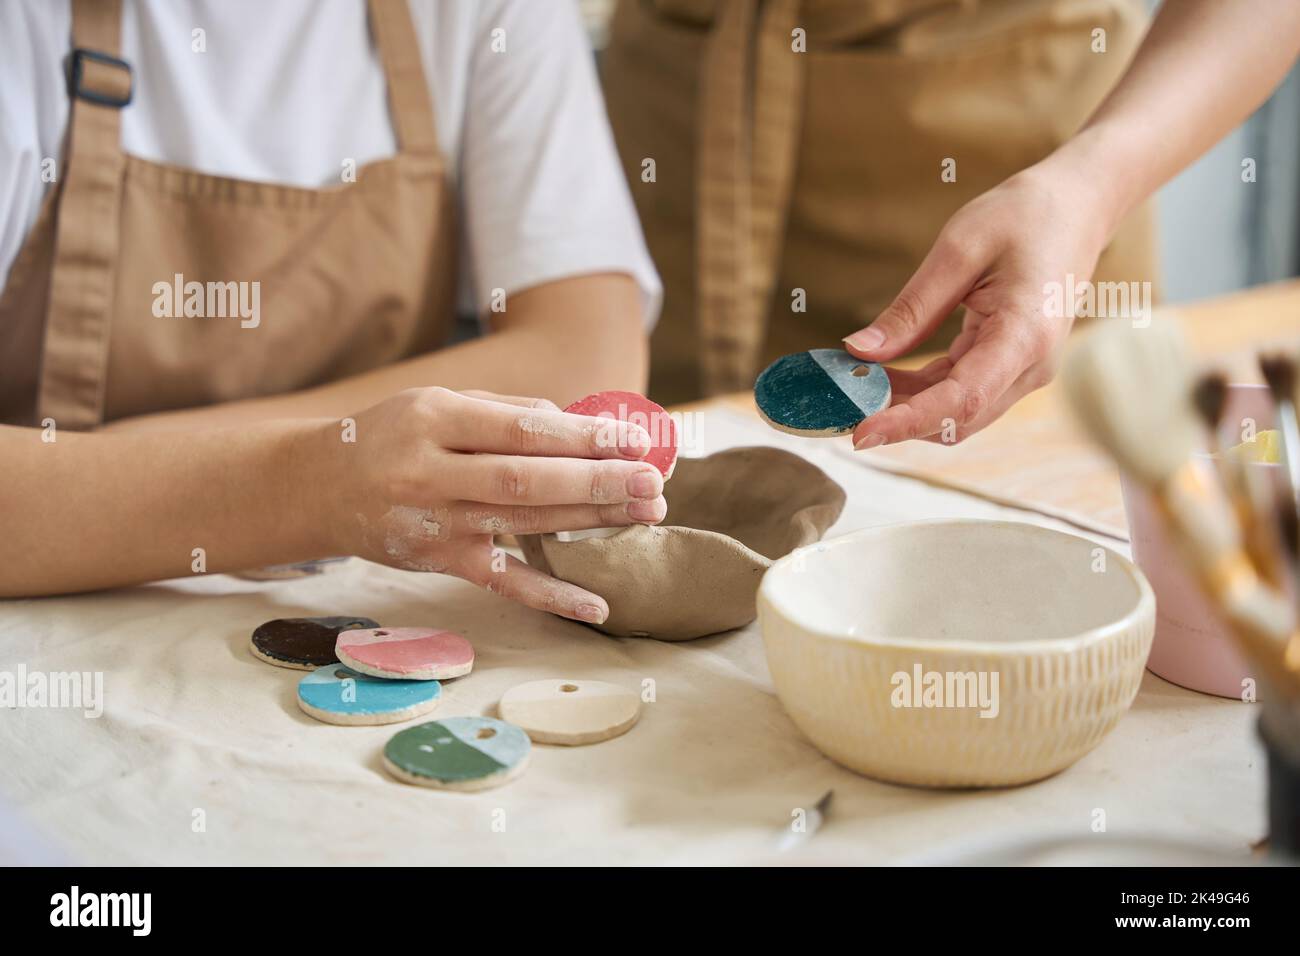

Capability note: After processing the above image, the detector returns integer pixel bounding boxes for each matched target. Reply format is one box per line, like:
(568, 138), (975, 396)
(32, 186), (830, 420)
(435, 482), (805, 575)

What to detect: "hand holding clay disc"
(556, 390), (678, 542)
(564, 390), (678, 478)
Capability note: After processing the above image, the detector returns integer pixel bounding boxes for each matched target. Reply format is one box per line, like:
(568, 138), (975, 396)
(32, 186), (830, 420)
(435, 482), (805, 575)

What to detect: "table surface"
(3, 283), (1297, 866)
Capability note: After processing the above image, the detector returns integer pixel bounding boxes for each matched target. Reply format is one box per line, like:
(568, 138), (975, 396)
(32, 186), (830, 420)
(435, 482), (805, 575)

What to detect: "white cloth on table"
(0, 408), (1262, 864)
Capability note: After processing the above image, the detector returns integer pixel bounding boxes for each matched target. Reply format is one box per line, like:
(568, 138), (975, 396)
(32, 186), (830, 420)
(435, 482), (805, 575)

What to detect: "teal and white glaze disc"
(382, 716), (532, 792)
(754, 349), (891, 437)
(296, 664), (441, 727)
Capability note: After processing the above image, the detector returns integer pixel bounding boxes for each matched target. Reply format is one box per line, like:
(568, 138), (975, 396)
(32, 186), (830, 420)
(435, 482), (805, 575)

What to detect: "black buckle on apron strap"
(67, 48), (133, 108)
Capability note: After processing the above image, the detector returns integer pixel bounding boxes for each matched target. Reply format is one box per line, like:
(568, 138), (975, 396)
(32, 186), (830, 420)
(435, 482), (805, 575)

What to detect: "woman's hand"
(842, 162), (1114, 448)
(840, 0), (1300, 449)
(317, 387), (667, 624)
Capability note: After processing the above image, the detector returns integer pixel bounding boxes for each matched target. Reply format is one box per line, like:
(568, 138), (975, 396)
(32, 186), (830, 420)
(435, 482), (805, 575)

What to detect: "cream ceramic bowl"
(758, 520), (1155, 788)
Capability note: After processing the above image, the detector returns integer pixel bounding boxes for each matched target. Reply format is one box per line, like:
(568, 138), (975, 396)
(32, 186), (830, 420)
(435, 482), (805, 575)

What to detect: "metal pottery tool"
(774, 789), (833, 852)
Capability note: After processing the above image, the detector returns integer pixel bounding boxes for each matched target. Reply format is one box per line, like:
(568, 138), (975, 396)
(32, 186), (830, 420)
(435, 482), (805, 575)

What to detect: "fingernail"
(854, 432), (885, 450)
(844, 327), (885, 352)
(576, 603), (607, 624)
(626, 497), (666, 523)
(627, 470), (662, 499)
(621, 427), (651, 458)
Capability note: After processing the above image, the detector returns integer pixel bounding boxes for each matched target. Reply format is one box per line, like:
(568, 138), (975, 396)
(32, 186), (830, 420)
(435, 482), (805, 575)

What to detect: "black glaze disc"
(250, 616), (379, 670)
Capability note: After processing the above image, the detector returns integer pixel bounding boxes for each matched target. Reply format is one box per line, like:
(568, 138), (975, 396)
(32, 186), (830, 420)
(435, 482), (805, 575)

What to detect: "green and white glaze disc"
(296, 664), (441, 727)
(754, 349), (891, 437)
(383, 716), (532, 792)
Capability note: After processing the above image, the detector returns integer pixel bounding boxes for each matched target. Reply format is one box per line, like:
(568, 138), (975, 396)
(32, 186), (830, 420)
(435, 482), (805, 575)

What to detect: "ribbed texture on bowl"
(760, 613), (1154, 787)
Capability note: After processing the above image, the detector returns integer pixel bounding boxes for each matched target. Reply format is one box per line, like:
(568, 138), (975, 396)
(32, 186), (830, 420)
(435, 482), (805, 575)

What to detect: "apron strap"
(750, 0), (803, 368)
(696, 0), (803, 396)
(38, 0), (437, 429)
(697, 0), (756, 397)
(37, 0), (130, 430)
(368, 0), (441, 156)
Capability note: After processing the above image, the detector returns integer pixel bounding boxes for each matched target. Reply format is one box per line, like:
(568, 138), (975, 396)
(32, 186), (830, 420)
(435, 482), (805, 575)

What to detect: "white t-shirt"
(0, 0), (660, 325)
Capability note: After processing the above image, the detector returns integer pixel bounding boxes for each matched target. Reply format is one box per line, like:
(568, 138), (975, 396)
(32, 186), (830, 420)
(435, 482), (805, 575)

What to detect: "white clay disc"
(498, 679), (641, 746)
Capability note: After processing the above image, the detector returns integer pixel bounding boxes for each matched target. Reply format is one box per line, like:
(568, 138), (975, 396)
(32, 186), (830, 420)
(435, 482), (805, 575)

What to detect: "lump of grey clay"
(519, 446), (845, 641)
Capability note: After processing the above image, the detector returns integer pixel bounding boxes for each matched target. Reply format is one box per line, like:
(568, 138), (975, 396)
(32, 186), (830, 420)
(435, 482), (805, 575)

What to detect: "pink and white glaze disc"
(335, 627), (475, 681)
(564, 390), (678, 478)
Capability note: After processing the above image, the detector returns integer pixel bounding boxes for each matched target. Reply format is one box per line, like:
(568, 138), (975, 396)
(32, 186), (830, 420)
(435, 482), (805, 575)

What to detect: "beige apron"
(602, 0), (1160, 402)
(0, 0), (456, 429)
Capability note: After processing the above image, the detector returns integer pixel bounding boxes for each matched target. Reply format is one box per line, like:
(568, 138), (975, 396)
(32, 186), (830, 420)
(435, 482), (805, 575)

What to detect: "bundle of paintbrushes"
(1061, 320), (1300, 856)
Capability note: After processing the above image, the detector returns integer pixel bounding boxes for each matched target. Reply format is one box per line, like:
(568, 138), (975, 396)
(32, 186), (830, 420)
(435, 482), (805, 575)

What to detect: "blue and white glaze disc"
(296, 664), (441, 726)
(754, 349), (891, 437)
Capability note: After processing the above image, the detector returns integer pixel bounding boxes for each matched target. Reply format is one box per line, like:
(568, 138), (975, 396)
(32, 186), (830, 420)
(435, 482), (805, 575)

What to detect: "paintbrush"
(1259, 354), (1300, 665)
(1259, 352), (1300, 517)
(1062, 320), (1298, 697)
(1192, 372), (1285, 588)
(1281, 505), (1300, 672)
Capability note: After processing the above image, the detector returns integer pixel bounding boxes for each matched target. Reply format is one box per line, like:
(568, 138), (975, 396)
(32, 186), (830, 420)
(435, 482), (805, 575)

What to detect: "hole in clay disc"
(476, 727), (497, 740)
(374, 630), (389, 636)
(851, 365), (870, 377)
(560, 683), (579, 693)
(334, 669), (351, 680)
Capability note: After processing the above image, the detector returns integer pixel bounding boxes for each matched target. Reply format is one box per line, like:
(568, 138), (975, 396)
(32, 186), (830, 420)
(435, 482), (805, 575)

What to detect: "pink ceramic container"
(1121, 384), (1286, 699)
